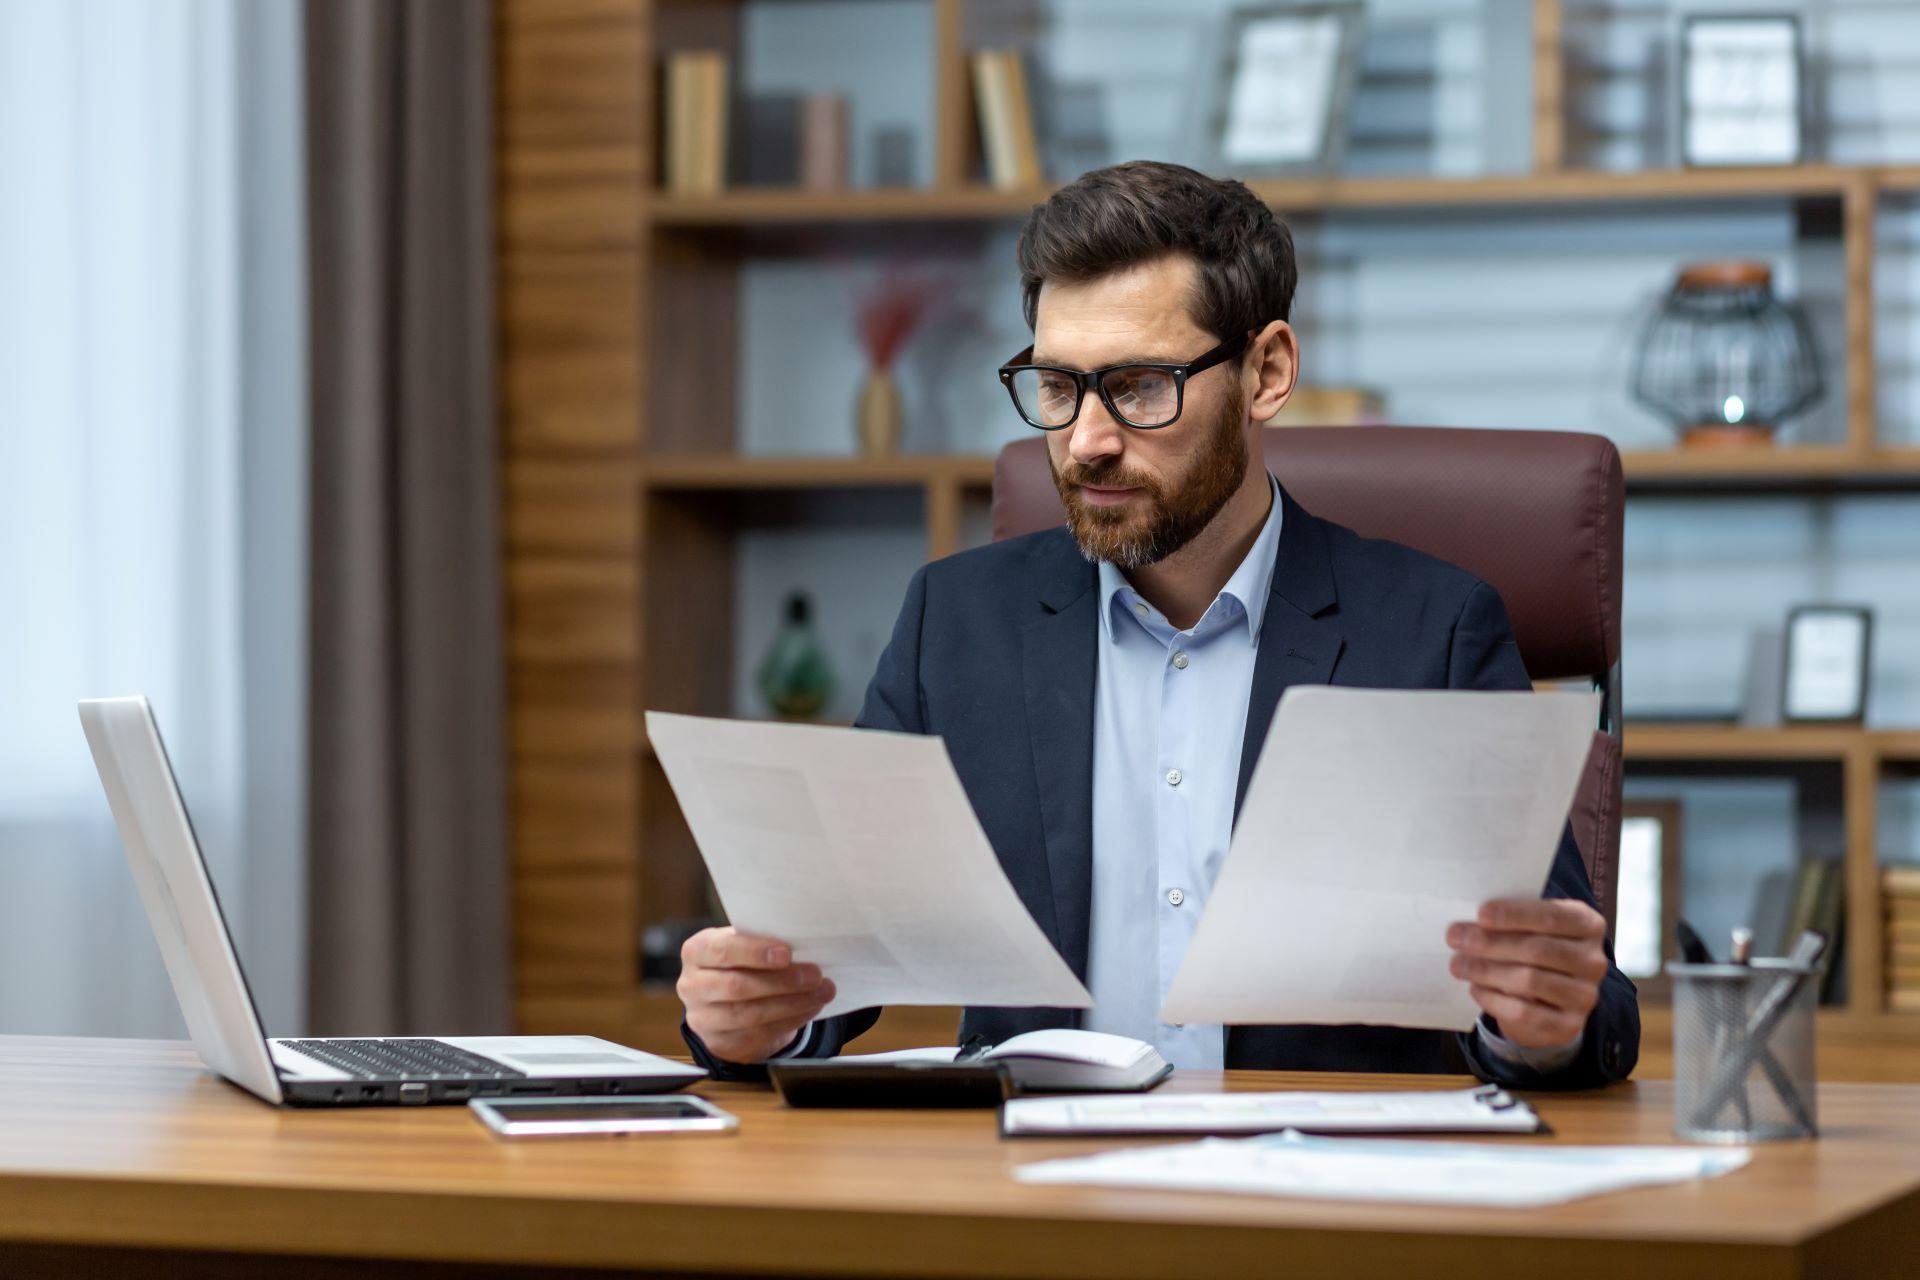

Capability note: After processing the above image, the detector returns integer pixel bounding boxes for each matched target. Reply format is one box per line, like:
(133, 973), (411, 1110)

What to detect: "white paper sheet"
(1014, 1132), (1750, 1208)
(1160, 687), (1600, 1030)
(1001, 1086), (1540, 1137)
(646, 712), (1093, 1019)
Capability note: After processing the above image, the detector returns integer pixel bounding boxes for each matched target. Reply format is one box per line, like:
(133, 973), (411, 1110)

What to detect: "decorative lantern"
(1629, 261), (1823, 447)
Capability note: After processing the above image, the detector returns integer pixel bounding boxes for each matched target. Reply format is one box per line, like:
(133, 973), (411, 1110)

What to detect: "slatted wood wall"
(498, 0), (649, 1042)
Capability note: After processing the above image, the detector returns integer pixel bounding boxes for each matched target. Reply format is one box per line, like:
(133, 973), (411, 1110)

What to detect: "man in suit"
(678, 160), (1639, 1088)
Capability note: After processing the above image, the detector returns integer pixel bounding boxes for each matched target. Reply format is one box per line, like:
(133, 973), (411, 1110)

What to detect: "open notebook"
(832, 1029), (1172, 1093)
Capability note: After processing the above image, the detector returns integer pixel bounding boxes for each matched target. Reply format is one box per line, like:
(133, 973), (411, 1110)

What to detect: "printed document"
(646, 712), (1093, 1019)
(1001, 1085), (1540, 1137)
(1014, 1132), (1750, 1208)
(1160, 687), (1600, 1030)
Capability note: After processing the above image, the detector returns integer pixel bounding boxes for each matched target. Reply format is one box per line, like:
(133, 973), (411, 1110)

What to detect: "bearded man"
(677, 160), (1640, 1088)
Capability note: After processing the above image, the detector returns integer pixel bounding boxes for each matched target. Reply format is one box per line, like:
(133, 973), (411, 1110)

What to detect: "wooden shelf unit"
(648, 162), (1920, 226)
(500, 0), (1920, 1063)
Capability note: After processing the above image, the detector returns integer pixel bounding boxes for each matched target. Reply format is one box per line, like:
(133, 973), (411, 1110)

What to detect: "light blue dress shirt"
(1081, 473), (1580, 1074)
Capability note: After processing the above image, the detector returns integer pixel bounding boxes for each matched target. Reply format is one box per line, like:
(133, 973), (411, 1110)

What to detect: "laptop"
(78, 695), (705, 1106)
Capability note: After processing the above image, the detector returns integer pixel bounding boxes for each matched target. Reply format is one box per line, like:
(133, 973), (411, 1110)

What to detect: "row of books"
(659, 47), (1046, 196)
(1887, 864), (1920, 1013)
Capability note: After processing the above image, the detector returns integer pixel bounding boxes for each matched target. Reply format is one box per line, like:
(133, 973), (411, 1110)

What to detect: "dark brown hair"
(1015, 161), (1297, 340)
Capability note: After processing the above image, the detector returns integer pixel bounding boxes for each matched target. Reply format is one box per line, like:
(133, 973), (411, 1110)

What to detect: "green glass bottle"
(757, 591), (834, 720)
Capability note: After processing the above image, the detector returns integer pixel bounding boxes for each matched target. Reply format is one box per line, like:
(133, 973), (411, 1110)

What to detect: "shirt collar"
(1098, 472), (1284, 647)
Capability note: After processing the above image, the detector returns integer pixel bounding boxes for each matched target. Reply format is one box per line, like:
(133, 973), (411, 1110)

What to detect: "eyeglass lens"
(1007, 365), (1181, 428)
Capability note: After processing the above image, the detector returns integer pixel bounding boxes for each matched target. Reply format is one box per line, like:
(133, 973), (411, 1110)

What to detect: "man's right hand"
(678, 927), (836, 1065)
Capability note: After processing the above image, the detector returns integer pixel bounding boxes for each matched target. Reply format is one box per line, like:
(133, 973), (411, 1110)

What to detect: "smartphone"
(469, 1094), (739, 1138)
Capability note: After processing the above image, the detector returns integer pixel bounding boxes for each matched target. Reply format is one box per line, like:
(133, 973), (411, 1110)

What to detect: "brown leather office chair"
(990, 426), (1626, 934)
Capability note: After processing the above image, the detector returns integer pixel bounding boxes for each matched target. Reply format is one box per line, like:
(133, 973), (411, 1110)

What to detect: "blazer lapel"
(1235, 485), (1346, 820)
(1021, 532), (1100, 983)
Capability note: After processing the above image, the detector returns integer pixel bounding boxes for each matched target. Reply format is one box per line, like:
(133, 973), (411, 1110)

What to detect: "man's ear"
(1246, 319), (1298, 423)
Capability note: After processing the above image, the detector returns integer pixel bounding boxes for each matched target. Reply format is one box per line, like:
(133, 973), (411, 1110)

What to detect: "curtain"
(304, 0), (509, 1035)
(0, 0), (308, 1036)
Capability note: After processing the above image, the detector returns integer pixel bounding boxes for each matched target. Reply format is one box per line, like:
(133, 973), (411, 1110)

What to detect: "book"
(1883, 864), (1920, 896)
(663, 53), (698, 192)
(662, 51), (728, 195)
(798, 94), (849, 190)
(1782, 858), (1845, 1001)
(1891, 989), (1920, 1014)
(834, 1029), (1171, 1093)
(1000, 50), (1044, 188)
(733, 92), (801, 187)
(696, 52), (729, 194)
(971, 49), (1042, 190)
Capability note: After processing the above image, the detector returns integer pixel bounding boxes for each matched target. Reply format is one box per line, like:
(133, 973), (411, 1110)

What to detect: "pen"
(1690, 930), (1826, 1133)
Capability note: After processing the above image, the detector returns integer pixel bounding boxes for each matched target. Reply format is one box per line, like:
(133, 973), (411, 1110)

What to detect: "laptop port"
(443, 1084), (472, 1101)
(359, 1085), (384, 1101)
(509, 1082), (556, 1095)
(399, 1081), (429, 1105)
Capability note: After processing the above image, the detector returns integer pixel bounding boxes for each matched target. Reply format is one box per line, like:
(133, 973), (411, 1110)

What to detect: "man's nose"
(1066, 393), (1128, 469)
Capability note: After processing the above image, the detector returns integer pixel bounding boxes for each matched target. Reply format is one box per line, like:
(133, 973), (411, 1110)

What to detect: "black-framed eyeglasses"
(997, 331), (1251, 431)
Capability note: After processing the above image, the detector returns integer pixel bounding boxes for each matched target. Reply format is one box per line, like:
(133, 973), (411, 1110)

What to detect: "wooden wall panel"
(499, 0), (650, 1034)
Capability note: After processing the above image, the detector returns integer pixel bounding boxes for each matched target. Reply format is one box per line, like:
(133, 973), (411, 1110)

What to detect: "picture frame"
(1193, 3), (1366, 176)
(1617, 800), (1684, 1001)
(1781, 605), (1872, 724)
(1679, 14), (1804, 168)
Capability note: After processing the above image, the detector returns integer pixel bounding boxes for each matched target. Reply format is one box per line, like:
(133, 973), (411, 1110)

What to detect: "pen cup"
(1669, 959), (1820, 1143)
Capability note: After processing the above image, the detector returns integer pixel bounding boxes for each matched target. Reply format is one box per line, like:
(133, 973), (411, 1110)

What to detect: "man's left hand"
(1446, 899), (1608, 1050)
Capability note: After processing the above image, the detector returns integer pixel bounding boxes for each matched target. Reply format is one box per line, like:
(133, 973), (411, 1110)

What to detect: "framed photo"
(1680, 15), (1804, 168)
(1782, 605), (1872, 723)
(1617, 800), (1684, 1000)
(1195, 4), (1365, 175)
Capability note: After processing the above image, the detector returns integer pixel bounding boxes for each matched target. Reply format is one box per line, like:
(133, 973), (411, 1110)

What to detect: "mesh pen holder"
(1670, 959), (1821, 1143)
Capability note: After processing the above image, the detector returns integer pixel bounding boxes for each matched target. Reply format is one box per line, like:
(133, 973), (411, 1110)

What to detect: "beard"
(1050, 380), (1250, 570)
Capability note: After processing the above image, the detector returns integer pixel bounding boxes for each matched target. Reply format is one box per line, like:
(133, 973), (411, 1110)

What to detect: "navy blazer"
(687, 483), (1639, 1088)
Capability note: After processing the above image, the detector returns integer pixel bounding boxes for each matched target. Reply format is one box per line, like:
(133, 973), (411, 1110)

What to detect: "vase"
(857, 366), (903, 457)
(757, 591), (834, 720)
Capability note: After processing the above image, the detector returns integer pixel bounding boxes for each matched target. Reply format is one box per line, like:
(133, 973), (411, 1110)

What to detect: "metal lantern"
(1629, 261), (1823, 446)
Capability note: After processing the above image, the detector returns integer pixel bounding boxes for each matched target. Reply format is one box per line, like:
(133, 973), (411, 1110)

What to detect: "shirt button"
(1165, 768), (1182, 787)
(1171, 651), (1189, 669)
(1167, 888), (1185, 906)
(1133, 601), (1149, 616)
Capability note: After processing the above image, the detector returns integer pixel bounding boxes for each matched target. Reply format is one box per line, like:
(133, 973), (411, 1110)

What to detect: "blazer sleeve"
(1444, 580), (1641, 1090)
(679, 567), (932, 1079)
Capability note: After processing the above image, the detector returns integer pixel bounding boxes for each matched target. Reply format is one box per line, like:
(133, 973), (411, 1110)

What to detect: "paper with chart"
(646, 712), (1093, 1019)
(1014, 1132), (1749, 1209)
(1160, 687), (1600, 1031)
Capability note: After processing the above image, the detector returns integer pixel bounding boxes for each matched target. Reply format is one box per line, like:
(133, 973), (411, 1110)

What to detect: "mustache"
(1056, 459), (1160, 492)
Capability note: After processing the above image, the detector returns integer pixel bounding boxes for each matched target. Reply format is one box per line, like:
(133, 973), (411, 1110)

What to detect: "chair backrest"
(990, 425), (1626, 931)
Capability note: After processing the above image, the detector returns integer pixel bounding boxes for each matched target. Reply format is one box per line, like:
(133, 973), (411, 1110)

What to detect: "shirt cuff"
(767, 1022), (816, 1060)
(1475, 1015), (1583, 1074)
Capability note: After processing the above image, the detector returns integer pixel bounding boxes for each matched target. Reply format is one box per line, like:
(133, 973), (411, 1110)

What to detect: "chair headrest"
(990, 426), (1623, 680)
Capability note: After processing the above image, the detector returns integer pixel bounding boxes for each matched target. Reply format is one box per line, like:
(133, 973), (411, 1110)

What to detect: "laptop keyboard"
(280, 1038), (527, 1081)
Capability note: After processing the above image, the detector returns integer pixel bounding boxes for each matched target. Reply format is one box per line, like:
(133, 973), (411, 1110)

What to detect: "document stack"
(1886, 865), (1920, 1013)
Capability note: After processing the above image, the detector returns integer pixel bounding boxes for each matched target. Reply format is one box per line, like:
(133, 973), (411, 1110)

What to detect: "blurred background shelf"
(649, 164), (1920, 226)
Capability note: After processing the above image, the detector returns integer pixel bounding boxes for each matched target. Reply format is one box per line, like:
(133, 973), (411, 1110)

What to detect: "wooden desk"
(1, 1037), (1917, 1279)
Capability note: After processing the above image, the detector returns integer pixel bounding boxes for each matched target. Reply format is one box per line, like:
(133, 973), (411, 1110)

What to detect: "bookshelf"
(499, 0), (1920, 1073)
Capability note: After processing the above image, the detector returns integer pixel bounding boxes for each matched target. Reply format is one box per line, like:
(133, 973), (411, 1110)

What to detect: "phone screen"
(487, 1100), (711, 1124)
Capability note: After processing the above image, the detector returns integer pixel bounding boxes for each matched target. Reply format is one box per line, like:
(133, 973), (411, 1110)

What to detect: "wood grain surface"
(1, 1037), (1918, 1279)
